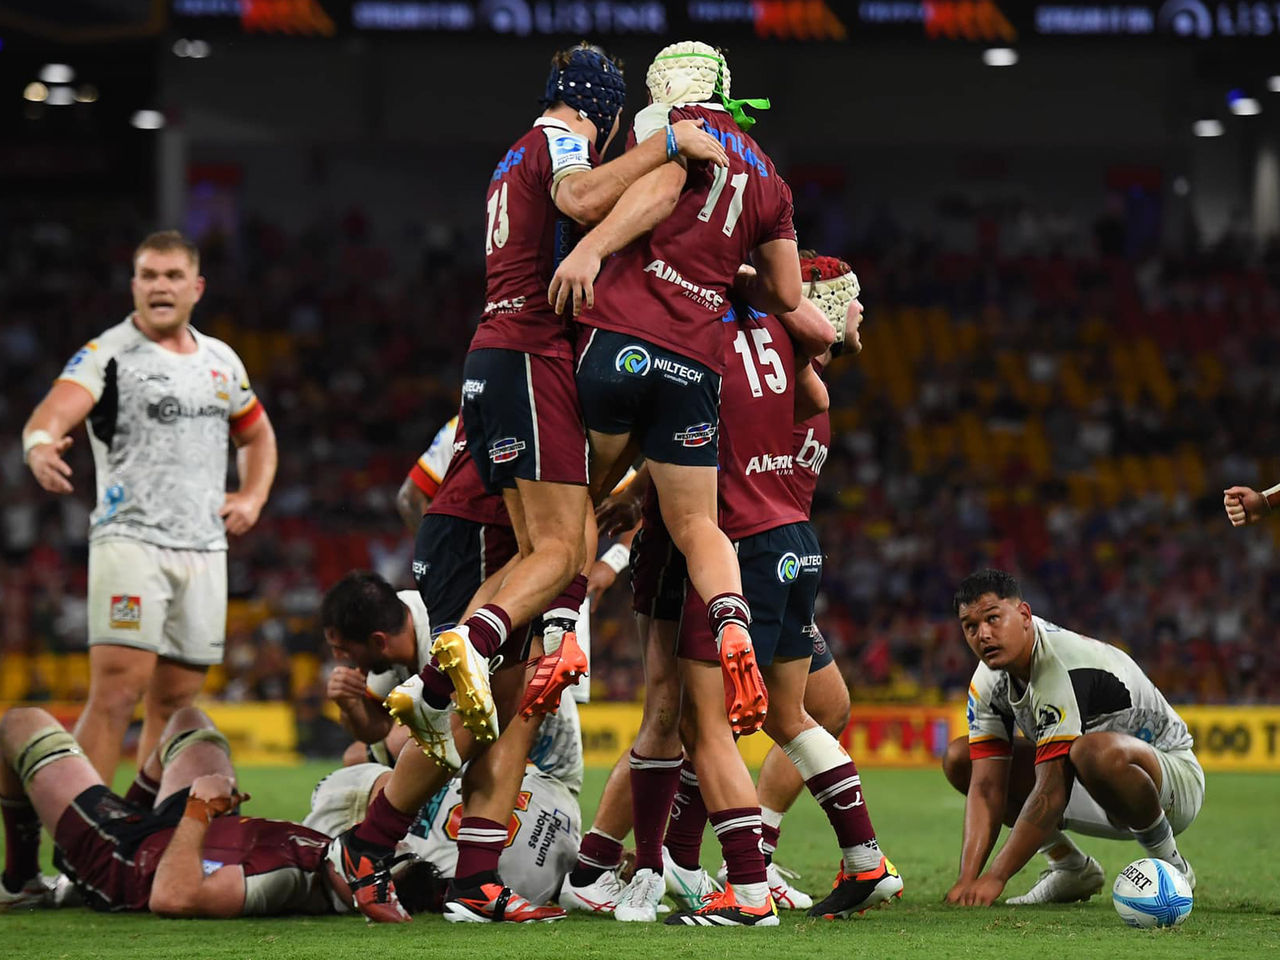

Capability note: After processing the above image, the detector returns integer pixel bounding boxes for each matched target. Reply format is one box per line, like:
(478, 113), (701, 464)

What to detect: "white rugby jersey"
(408, 417), (459, 498)
(57, 316), (260, 551)
(365, 591), (583, 792)
(966, 615), (1192, 764)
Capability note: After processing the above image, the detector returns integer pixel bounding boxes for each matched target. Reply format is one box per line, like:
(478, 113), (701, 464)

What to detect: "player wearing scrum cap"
(379, 43), (729, 925)
(552, 42), (802, 784)
(20, 230), (277, 785)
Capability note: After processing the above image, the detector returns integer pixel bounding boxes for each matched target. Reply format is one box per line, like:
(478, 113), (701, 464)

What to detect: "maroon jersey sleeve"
(580, 105), (798, 373)
(468, 121), (594, 360)
(717, 309), (809, 539)
(426, 414), (511, 527)
(790, 410), (831, 517)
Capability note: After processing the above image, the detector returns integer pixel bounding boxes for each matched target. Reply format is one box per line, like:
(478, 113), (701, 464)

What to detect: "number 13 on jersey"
(485, 182), (510, 255)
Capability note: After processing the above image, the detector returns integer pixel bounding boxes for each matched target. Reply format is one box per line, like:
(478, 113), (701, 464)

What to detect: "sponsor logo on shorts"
(745, 453), (793, 475)
(777, 552), (800, 582)
(489, 437), (526, 464)
(674, 422), (716, 448)
(109, 595), (142, 630)
(1035, 704), (1064, 736)
(462, 378), (486, 400)
(643, 259), (725, 311)
(614, 345), (651, 375)
(653, 357), (704, 384)
(412, 560), (428, 579)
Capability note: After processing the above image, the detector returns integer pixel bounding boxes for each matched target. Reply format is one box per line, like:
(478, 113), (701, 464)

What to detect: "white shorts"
(1062, 746), (1205, 839)
(87, 539), (227, 665)
(303, 763), (390, 838)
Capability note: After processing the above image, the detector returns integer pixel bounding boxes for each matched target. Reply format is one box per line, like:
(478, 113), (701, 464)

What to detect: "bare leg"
(679, 660), (756, 813)
(486, 481), (588, 628)
(74, 644), (155, 781)
(153, 706), (235, 805)
(0, 708), (101, 840)
(648, 462), (741, 602)
(757, 660), (849, 815)
(138, 659), (208, 773)
(1067, 732), (1165, 830)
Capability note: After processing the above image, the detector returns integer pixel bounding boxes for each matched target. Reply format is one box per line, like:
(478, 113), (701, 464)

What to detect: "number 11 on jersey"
(697, 166), (749, 238)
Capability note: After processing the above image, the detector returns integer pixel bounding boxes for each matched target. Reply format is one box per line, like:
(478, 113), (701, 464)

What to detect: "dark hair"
(953, 568), (1022, 614)
(134, 229), (199, 268)
(320, 571), (405, 645)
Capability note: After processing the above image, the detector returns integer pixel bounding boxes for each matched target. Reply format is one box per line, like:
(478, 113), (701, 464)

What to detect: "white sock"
(761, 806), (785, 830)
(841, 840), (882, 874)
(1132, 812), (1183, 867)
(1039, 830), (1088, 870)
(734, 881), (770, 908)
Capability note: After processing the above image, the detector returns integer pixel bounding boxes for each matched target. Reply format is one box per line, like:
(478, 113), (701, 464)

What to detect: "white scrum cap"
(646, 40), (729, 106)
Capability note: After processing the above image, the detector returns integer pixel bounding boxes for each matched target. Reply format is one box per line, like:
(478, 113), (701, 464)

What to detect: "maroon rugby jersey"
(469, 118), (598, 360)
(717, 307), (808, 540)
(426, 415), (511, 528)
(790, 410), (831, 517)
(580, 104), (795, 373)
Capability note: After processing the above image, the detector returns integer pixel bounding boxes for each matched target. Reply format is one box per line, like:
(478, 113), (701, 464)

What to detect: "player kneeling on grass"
(0, 704), (437, 917)
(942, 569), (1203, 907)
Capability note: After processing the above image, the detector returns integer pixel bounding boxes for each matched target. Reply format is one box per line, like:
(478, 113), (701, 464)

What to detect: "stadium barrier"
(5, 702), (1280, 771)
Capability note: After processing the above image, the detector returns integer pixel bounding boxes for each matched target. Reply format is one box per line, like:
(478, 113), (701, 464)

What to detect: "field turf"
(3, 763), (1278, 959)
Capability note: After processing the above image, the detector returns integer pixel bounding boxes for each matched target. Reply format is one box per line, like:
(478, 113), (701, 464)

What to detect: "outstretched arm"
(737, 238), (803, 316)
(222, 410), (277, 536)
(945, 755), (1011, 903)
(1224, 485), (1278, 527)
(23, 381), (95, 495)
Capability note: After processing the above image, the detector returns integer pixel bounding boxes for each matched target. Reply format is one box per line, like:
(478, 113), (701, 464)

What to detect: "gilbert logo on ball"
(1112, 857), (1193, 928)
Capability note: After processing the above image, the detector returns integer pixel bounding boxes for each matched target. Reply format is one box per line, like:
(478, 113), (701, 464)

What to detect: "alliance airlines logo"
(615, 345), (651, 375)
(746, 453), (794, 475)
(643, 259), (725, 311)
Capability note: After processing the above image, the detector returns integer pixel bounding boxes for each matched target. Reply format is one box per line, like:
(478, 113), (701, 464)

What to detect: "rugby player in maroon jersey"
(356, 43), (727, 926)
(0, 704), (441, 917)
(549, 42), (803, 764)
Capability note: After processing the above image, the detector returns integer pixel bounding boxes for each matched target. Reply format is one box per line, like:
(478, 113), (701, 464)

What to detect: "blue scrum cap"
(540, 43), (627, 151)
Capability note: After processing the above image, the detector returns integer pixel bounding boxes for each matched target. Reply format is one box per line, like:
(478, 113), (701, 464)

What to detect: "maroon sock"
(353, 790), (416, 851)
(663, 760), (708, 870)
(807, 761), (876, 847)
(1, 798), (41, 890)
(455, 816), (508, 878)
(629, 751), (683, 872)
(122, 769), (160, 809)
(543, 574), (588, 626)
(416, 663), (454, 707)
(570, 829), (623, 885)
(710, 806), (766, 886)
(760, 822), (781, 864)
(706, 593), (751, 637)
(461, 605), (511, 659)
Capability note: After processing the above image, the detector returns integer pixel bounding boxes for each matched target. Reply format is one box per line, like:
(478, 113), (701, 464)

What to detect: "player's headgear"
(541, 42), (627, 152)
(800, 254), (860, 356)
(645, 40), (771, 131)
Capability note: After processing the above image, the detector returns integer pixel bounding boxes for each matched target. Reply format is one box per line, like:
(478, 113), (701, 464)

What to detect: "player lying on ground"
(943, 568), (1203, 907)
(0, 704), (431, 917)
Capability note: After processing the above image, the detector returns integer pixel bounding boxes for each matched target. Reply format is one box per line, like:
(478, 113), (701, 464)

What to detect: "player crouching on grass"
(942, 569), (1202, 907)
(0, 705), (442, 917)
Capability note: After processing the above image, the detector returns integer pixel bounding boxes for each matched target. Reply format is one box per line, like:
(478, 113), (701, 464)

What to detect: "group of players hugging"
(1, 39), (1205, 927)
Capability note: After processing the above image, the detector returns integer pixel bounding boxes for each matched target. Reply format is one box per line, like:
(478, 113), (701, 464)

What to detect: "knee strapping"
(780, 726), (847, 781)
(160, 727), (230, 767)
(14, 726), (83, 788)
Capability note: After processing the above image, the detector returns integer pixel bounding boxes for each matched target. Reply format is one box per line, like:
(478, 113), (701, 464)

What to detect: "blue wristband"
(665, 124), (677, 161)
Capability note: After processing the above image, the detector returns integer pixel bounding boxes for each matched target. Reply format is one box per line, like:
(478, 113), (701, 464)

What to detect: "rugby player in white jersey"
(20, 231), (277, 783)
(943, 569), (1202, 907)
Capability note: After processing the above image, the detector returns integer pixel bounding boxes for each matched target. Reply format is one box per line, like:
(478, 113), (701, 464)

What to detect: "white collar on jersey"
(533, 117), (574, 132)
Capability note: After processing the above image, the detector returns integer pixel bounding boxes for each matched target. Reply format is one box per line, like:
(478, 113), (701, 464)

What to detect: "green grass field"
(4, 764), (1278, 959)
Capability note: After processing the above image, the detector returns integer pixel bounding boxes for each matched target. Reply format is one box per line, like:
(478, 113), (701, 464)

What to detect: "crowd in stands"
(3, 198), (1280, 712)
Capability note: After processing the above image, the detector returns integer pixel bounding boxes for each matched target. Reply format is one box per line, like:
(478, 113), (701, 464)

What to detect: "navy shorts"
(671, 522), (823, 666)
(575, 329), (721, 468)
(461, 348), (588, 494)
(809, 625), (834, 673)
(414, 514), (519, 635)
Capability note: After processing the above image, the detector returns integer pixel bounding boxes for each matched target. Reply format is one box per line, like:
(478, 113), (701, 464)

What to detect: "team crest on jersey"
(210, 369), (230, 401)
(1035, 704), (1063, 736)
(674, 422), (716, 448)
(109, 595), (142, 630)
(614, 345), (651, 376)
(444, 790), (532, 845)
(777, 552), (800, 583)
(490, 437), (526, 464)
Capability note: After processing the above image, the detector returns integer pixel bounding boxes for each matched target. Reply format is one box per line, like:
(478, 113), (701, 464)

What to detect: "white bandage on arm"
(1264, 483), (1280, 511)
(600, 543), (630, 575)
(22, 429), (55, 464)
(779, 726), (848, 780)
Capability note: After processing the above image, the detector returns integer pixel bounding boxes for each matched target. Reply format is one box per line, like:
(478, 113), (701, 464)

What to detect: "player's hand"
(595, 495), (642, 538)
(27, 436), (75, 495)
(548, 243), (601, 317)
(219, 491), (264, 536)
(586, 559), (619, 610)
(189, 773), (235, 804)
(1224, 485), (1268, 527)
(945, 875), (1004, 906)
(671, 118), (729, 168)
(327, 665), (369, 703)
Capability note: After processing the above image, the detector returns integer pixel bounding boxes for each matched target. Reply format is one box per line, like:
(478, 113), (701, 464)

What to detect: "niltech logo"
(615, 345), (652, 375)
(777, 552), (801, 583)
